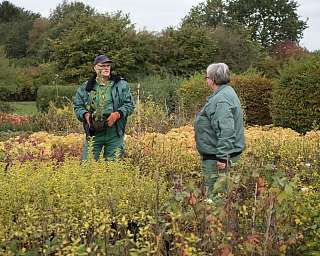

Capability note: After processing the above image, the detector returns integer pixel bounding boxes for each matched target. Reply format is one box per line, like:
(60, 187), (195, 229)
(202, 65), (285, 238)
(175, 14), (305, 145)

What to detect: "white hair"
(206, 63), (230, 85)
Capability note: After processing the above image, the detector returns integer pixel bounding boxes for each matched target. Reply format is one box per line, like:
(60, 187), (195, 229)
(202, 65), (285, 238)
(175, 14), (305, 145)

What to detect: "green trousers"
(82, 126), (124, 161)
(202, 155), (240, 201)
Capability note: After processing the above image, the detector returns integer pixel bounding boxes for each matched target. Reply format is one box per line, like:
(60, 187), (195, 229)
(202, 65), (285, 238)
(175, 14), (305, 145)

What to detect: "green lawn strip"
(9, 101), (38, 115)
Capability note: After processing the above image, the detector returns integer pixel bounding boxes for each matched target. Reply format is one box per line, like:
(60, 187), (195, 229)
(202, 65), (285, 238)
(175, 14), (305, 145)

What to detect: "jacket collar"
(209, 84), (228, 98)
(85, 75), (123, 92)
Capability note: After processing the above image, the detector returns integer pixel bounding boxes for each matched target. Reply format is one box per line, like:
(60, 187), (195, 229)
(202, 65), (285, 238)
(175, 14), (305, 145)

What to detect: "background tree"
(209, 26), (263, 73)
(27, 18), (49, 58)
(32, 1), (96, 62)
(156, 24), (218, 76)
(226, 0), (307, 48)
(182, 0), (228, 28)
(183, 0), (307, 49)
(0, 1), (40, 58)
(49, 12), (138, 82)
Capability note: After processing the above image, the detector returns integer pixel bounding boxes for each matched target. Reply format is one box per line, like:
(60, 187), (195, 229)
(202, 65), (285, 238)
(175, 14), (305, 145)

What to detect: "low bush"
(130, 75), (183, 114)
(0, 101), (15, 113)
(36, 85), (78, 112)
(0, 159), (168, 255)
(0, 113), (35, 132)
(232, 71), (273, 125)
(0, 126), (319, 254)
(126, 99), (173, 134)
(32, 102), (82, 133)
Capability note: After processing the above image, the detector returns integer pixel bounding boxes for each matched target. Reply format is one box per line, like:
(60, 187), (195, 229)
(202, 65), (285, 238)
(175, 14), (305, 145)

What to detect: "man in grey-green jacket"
(74, 55), (134, 160)
(195, 63), (245, 201)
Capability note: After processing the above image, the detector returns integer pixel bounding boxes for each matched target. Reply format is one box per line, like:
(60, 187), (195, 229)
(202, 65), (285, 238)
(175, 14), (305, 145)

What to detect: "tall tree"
(27, 18), (49, 57)
(182, 0), (228, 28)
(156, 24), (218, 76)
(227, 0), (307, 48)
(0, 1), (40, 58)
(49, 12), (137, 82)
(33, 1), (96, 62)
(183, 0), (307, 49)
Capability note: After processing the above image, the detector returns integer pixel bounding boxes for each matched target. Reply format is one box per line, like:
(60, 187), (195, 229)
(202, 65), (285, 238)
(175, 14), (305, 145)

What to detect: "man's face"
(94, 62), (111, 77)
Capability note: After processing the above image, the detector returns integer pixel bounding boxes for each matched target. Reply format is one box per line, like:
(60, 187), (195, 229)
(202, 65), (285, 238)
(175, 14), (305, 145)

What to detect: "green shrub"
(0, 48), (36, 101)
(32, 102), (82, 133)
(272, 54), (320, 133)
(126, 99), (172, 134)
(177, 73), (209, 119)
(36, 85), (78, 112)
(232, 71), (273, 125)
(130, 75), (183, 114)
(0, 86), (36, 101)
(0, 101), (15, 113)
(178, 72), (273, 125)
(0, 86), (19, 101)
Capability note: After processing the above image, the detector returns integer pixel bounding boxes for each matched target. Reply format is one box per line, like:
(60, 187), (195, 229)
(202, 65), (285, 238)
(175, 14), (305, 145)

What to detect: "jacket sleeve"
(117, 81), (135, 118)
(210, 101), (236, 162)
(73, 86), (88, 122)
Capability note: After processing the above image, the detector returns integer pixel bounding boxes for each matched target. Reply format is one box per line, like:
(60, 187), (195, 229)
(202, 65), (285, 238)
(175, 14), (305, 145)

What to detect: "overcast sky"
(7, 0), (320, 51)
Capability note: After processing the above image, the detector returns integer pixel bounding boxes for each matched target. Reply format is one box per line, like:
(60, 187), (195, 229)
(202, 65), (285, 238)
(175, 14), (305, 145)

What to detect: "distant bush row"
(2, 54), (319, 134)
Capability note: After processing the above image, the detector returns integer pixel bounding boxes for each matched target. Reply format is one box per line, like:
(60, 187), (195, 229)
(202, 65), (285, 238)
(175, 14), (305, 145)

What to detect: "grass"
(9, 101), (38, 115)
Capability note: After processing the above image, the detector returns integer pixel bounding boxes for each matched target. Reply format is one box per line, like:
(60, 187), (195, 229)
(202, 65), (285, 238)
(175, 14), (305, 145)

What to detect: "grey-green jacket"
(194, 84), (245, 161)
(74, 76), (134, 137)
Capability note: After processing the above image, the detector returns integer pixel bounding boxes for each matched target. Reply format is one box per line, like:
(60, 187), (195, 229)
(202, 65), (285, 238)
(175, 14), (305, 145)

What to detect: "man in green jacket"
(74, 55), (134, 160)
(194, 63), (245, 202)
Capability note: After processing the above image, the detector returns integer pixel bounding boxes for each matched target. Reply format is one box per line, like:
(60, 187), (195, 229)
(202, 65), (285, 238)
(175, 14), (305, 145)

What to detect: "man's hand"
(107, 112), (121, 127)
(84, 112), (91, 127)
(216, 161), (227, 170)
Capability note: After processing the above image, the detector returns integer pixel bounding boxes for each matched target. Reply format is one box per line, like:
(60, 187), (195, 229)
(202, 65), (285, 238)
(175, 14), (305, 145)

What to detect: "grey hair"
(206, 63), (230, 85)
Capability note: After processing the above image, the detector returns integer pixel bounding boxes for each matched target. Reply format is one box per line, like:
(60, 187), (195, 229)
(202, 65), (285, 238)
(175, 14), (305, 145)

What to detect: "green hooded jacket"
(194, 84), (245, 161)
(74, 76), (135, 137)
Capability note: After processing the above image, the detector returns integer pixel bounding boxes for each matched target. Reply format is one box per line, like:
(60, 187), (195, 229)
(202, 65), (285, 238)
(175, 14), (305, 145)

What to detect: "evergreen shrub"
(272, 54), (320, 133)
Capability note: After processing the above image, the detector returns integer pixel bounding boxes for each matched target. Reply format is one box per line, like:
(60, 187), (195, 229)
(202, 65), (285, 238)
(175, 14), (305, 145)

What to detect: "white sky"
(6, 0), (320, 51)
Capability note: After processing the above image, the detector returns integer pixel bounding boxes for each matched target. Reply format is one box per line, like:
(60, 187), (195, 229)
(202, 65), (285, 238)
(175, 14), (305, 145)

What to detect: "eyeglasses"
(97, 64), (111, 69)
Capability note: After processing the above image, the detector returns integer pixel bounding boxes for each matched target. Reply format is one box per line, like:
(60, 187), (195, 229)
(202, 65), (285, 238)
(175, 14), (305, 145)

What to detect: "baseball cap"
(93, 55), (113, 65)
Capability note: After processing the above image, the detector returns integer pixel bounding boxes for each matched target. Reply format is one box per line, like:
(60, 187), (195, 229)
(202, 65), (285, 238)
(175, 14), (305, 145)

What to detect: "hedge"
(178, 72), (273, 125)
(272, 54), (320, 133)
(232, 72), (273, 125)
(36, 85), (78, 112)
(177, 73), (210, 118)
(0, 86), (36, 101)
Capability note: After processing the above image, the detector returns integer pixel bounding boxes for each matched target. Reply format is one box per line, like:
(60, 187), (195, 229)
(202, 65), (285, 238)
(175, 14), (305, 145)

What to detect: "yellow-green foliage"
(0, 159), (168, 254)
(0, 131), (83, 163)
(0, 126), (320, 254)
(245, 126), (320, 166)
(272, 54), (320, 133)
(126, 125), (200, 180)
(231, 72), (273, 125)
(126, 99), (170, 134)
